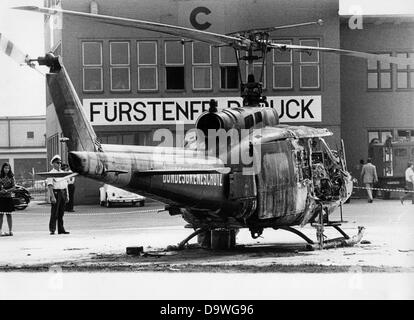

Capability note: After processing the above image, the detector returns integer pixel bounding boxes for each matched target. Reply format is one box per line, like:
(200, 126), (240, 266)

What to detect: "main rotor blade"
(0, 32), (45, 74)
(0, 32), (31, 66)
(228, 19), (324, 35)
(14, 6), (245, 47)
(269, 41), (414, 66)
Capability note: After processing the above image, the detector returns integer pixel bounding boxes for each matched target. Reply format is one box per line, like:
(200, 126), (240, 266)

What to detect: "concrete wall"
(0, 116), (47, 179)
(0, 117), (46, 148)
(9, 119), (46, 148)
(0, 121), (9, 147)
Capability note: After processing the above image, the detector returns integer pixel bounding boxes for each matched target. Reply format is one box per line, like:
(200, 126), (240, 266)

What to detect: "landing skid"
(309, 224), (365, 250)
(305, 203), (365, 250)
(275, 224), (365, 250)
(169, 205), (365, 252)
(176, 228), (208, 250)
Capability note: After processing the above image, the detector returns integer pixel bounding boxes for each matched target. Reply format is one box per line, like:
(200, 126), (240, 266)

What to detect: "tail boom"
(45, 54), (99, 152)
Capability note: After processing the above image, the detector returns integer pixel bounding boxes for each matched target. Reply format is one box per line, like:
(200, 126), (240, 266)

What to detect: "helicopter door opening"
(291, 140), (309, 214)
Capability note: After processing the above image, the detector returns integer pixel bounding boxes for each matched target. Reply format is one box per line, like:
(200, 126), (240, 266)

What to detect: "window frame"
(164, 40), (185, 91)
(192, 42), (212, 91)
(219, 47), (239, 91)
(368, 129), (393, 144)
(397, 129), (414, 142)
(97, 132), (136, 145)
(367, 52), (393, 91)
(272, 39), (293, 90)
(246, 62), (266, 90)
(110, 41), (131, 92)
(396, 52), (414, 91)
(299, 39), (320, 90)
(82, 41), (103, 93)
(137, 41), (159, 91)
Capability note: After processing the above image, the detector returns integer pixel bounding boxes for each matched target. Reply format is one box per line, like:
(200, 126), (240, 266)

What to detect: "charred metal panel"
(228, 173), (256, 200)
(257, 140), (296, 219)
(228, 172), (257, 219)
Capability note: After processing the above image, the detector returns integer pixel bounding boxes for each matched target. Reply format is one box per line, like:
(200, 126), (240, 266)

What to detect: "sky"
(0, 0), (413, 117)
(0, 0), (46, 117)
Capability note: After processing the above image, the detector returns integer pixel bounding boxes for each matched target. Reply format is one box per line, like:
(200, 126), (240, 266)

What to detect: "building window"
(192, 42), (212, 90)
(165, 41), (185, 90)
(368, 130), (393, 145)
(110, 41), (130, 91)
(137, 41), (158, 91)
(220, 47), (239, 90)
(82, 42), (103, 92)
(27, 131), (34, 139)
(97, 133), (135, 145)
(300, 39), (320, 89)
(47, 0), (61, 7)
(246, 61), (266, 89)
(367, 53), (392, 90)
(397, 129), (414, 142)
(273, 39), (293, 90)
(396, 52), (414, 89)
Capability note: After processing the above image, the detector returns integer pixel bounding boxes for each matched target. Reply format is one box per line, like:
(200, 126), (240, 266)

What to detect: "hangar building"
(0, 116), (47, 181)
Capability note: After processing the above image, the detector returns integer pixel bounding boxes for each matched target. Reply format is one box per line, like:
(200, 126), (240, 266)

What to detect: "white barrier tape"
(354, 186), (414, 193)
(0, 208), (166, 216)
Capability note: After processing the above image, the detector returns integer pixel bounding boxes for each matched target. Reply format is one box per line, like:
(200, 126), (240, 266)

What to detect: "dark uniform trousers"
(50, 189), (67, 233)
(66, 184), (75, 211)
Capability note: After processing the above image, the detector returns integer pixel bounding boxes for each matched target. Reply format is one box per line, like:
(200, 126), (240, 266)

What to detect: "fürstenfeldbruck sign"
(83, 96), (322, 125)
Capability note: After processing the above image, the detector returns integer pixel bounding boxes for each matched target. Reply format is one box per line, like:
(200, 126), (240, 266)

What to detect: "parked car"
(99, 184), (145, 207)
(12, 185), (31, 210)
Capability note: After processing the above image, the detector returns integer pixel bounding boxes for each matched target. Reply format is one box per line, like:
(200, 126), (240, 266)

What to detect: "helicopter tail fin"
(44, 54), (102, 153)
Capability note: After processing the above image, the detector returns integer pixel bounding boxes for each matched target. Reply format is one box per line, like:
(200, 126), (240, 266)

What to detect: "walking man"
(361, 158), (378, 203)
(400, 162), (414, 205)
(47, 155), (70, 235)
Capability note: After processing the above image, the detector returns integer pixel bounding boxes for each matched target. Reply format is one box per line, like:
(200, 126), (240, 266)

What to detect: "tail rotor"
(0, 32), (44, 75)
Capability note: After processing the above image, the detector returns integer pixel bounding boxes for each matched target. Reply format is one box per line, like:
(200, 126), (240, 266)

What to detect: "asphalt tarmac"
(0, 197), (413, 299)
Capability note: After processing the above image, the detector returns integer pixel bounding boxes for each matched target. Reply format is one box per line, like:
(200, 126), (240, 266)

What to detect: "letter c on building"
(190, 7), (211, 30)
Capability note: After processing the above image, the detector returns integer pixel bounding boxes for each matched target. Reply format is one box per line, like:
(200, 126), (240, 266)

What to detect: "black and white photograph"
(0, 0), (413, 304)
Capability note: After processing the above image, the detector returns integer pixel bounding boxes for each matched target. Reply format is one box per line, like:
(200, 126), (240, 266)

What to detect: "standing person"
(0, 162), (15, 236)
(354, 159), (365, 198)
(361, 158), (378, 203)
(47, 155), (70, 235)
(400, 162), (414, 205)
(62, 164), (75, 212)
(355, 159), (365, 183)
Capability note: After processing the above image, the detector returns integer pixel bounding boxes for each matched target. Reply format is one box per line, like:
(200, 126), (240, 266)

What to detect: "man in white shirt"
(400, 162), (414, 205)
(361, 158), (378, 203)
(47, 155), (70, 235)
